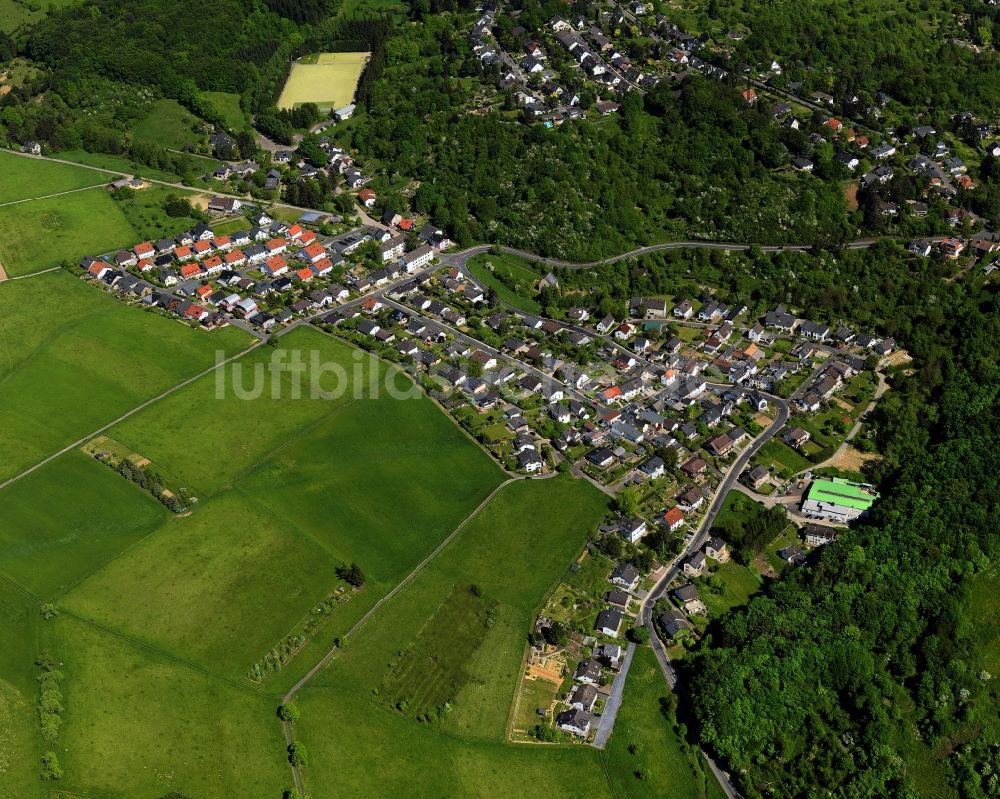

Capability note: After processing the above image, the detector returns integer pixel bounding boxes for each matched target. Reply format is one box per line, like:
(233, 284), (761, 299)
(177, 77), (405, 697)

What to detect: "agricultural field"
(0, 270), (251, 482)
(277, 52), (369, 110)
(295, 477), (613, 796)
(378, 585), (498, 720)
(0, 188), (138, 276)
(0, 581), (44, 799)
(133, 98), (204, 150)
(62, 329), (505, 684)
(0, 150), (111, 203)
(62, 490), (345, 678)
(45, 617), (289, 799)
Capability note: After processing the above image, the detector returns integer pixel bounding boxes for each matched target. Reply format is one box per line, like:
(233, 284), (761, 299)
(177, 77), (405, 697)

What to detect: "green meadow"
(0, 149), (111, 202)
(0, 271), (250, 482)
(0, 450), (169, 598)
(47, 617), (289, 799)
(601, 647), (723, 798)
(0, 581), (44, 799)
(133, 98), (204, 150)
(203, 91), (247, 130)
(63, 490), (345, 679)
(295, 477), (613, 797)
(0, 188), (137, 276)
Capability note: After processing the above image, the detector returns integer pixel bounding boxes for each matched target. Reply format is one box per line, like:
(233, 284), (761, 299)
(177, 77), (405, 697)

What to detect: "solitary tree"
(287, 741), (309, 767)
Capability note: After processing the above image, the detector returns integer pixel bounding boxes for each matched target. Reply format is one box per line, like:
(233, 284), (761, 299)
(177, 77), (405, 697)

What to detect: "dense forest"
(339, 15), (853, 259)
(698, 0), (1000, 116)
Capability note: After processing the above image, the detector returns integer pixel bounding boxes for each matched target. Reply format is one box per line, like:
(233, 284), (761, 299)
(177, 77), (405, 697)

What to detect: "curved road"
(449, 238), (901, 272)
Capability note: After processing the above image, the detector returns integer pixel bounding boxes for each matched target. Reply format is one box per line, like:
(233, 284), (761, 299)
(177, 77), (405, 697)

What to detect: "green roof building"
(801, 477), (879, 523)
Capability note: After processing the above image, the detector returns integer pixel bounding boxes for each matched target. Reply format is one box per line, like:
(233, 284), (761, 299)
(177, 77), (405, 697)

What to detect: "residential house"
(595, 608), (624, 637)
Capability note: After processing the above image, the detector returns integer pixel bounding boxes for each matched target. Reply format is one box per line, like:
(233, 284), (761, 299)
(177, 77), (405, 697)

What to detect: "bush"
(629, 625), (650, 644)
(287, 741), (309, 767)
(40, 751), (62, 781)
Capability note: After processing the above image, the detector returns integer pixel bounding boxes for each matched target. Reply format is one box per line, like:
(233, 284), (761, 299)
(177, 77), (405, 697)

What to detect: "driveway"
(591, 642), (636, 749)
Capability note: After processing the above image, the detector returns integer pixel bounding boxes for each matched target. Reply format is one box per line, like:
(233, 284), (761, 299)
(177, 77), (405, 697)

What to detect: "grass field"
(55, 149), (185, 182)
(0, 581), (44, 799)
(277, 52), (369, 110)
(63, 490), (345, 678)
(756, 438), (812, 477)
(697, 559), (763, 617)
(0, 150), (111, 203)
(379, 585), (497, 720)
(114, 184), (205, 241)
(466, 253), (543, 314)
(133, 98), (203, 150)
(0, 450), (169, 598)
(0, 271), (251, 483)
(600, 647), (717, 798)
(0, 0), (78, 32)
(0, 188), (138, 276)
(203, 91), (247, 130)
(296, 476), (613, 796)
(62, 329), (504, 684)
(47, 617), (289, 799)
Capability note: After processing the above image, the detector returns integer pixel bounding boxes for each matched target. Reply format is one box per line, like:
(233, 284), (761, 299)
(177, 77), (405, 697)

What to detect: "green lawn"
(466, 253), (543, 314)
(62, 490), (345, 679)
(697, 559), (763, 617)
(0, 188), (137, 276)
(46, 617), (289, 799)
(756, 438), (812, 476)
(133, 98), (205, 150)
(601, 647), (716, 798)
(211, 216), (253, 236)
(202, 91), (246, 130)
(295, 477), (612, 796)
(0, 150), (111, 202)
(0, 450), (169, 598)
(0, 271), (251, 482)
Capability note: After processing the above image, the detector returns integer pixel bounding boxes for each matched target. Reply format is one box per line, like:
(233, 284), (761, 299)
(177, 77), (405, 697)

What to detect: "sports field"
(277, 52), (369, 110)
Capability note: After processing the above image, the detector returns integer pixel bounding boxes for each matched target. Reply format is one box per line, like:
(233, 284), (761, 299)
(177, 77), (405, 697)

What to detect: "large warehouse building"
(800, 477), (879, 524)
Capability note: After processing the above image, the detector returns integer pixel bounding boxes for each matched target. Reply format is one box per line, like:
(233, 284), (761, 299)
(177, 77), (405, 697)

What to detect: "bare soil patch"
(827, 446), (877, 472)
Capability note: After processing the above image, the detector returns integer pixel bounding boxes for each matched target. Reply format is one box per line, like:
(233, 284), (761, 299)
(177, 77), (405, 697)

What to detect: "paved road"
(591, 641), (636, 749)
(451, 239), (890, 273)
